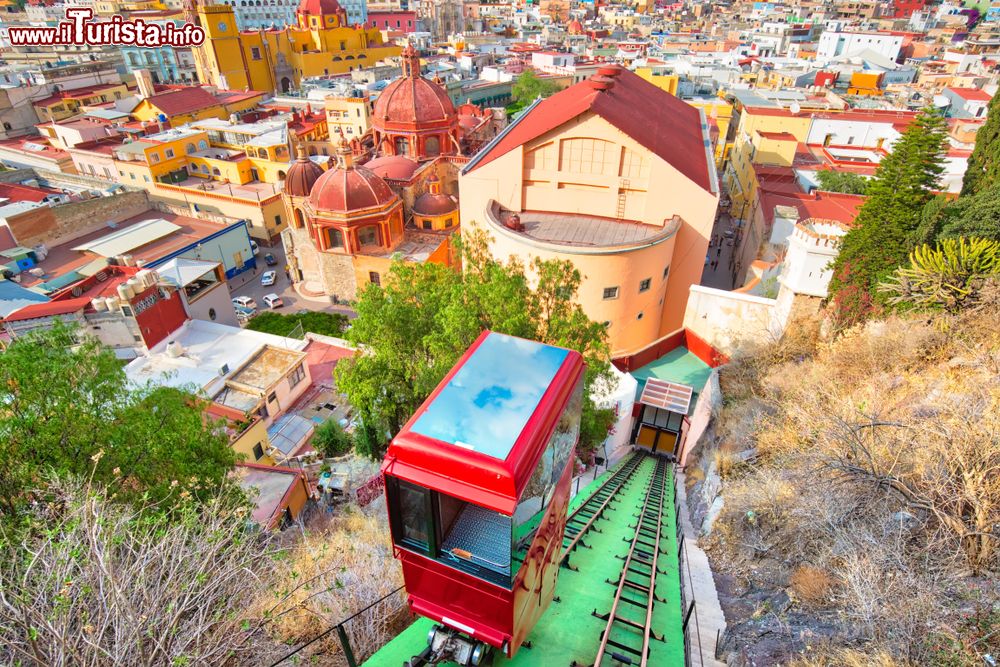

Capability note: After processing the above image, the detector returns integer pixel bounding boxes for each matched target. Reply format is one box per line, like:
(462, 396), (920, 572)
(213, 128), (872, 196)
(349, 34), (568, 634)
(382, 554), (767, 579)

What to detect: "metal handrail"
(268, 585), (406, 667)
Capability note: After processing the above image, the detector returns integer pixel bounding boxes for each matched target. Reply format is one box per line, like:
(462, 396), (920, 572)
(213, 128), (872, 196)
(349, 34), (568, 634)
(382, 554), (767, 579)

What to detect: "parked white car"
(261, 270), (277, 287)
(232, 295), (257, 310)
(263, 293), (284, 309)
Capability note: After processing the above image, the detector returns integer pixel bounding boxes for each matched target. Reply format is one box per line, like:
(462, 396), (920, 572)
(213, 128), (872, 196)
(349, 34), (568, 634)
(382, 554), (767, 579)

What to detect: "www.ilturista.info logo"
(7, 8), (205, 48)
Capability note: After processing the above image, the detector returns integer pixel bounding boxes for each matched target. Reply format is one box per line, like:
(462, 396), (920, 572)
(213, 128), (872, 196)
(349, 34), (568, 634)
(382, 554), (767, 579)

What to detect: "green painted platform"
(362, 456), (685, 667)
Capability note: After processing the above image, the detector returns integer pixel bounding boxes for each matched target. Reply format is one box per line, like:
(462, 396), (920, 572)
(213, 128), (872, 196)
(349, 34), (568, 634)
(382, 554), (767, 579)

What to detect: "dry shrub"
(789, 646), (909, 667)
(789, 565), (835, 606)
(254, 507), (405, 665)
(709, 303), (1000, 662)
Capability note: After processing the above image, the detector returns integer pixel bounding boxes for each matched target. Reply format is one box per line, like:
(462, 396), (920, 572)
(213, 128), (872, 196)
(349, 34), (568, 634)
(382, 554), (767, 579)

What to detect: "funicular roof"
(383, 331), (584, 514)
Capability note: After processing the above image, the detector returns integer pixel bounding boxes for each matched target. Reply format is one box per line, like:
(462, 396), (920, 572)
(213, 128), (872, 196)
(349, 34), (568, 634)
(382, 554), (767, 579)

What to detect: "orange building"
(459, 66), (720, 357)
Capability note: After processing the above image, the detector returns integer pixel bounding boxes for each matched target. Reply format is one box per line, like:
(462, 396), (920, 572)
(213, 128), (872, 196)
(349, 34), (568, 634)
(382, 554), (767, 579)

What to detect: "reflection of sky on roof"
(410, 333), (568, 460)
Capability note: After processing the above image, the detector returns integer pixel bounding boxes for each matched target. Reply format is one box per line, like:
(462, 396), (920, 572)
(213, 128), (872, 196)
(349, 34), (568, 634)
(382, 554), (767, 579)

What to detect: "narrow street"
(700, 212), (740, 291)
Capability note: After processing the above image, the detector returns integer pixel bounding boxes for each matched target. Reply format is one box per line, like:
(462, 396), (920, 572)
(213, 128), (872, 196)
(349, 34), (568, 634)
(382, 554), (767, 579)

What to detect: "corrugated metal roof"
(156, 257), (218, 287)
(71, 218), (180, 258)
(639, 378), (693, 414)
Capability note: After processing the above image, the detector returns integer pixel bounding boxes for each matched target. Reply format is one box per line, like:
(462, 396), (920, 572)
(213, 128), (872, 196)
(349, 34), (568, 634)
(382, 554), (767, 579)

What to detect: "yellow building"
(33, 82), (132, 122)
(847, 71), (883, 96)
(325, 92), (374, 140)
(208, 403), (276, 465)
(194, 0), (401, 95)
(635, 67), (679, 95)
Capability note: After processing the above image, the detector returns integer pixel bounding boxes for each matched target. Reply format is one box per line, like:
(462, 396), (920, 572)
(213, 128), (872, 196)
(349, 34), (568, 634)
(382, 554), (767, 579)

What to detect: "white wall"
(806, 116), (901, 148)
(683, 284), (779, 356)
(779, 229), (840, 298)
(817, 32), (902, 62)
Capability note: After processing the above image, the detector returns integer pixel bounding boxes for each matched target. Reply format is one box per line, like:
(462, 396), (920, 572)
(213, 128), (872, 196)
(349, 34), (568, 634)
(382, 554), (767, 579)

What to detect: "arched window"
(326, 227), (345, 249)
(212, 168), (221, 176)
(200, 164), (209, 174)
(185, 143), (196, 154)
(357, 225), (379, 248)
(198, 140), (208, 150)
(424, 136), (440, 156)
(128, 53), (141, 68)
(394, 137), (409, 156)
(294, 209), (306, 229)
(277, 170), (286, 180)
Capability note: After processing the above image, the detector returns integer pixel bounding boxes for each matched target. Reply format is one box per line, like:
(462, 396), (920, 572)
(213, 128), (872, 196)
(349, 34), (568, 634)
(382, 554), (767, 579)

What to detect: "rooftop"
(488, 205), (680, 252)
(630, 345), (712, 412)
(229, 345), (306, 392)
(125, 317), (308, 395)
(236, 464), (305, 528)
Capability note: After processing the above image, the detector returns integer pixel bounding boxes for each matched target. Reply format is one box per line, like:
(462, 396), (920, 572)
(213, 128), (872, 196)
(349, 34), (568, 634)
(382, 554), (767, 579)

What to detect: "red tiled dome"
(567, 19), (584, 34)
(284, 150), (325, 197)
(373, 47), (456, 131)
(412, 191), (457, 217)
(308, 164), (396, 213)
(297, 0), (342, 16)
(365, 155), (419, 181)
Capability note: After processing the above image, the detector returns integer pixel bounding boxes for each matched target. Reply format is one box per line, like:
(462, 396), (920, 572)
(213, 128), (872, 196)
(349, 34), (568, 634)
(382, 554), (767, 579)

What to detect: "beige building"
(459, 66), (719, 357)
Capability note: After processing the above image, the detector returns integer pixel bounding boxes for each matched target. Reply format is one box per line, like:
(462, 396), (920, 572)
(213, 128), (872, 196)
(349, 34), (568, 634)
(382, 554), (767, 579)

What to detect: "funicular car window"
(512, 378), (585, 567)
(395, 479), (431, 551)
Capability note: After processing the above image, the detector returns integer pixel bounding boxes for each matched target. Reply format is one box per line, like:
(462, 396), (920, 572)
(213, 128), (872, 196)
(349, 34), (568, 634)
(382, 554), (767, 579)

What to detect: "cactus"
(879, 237), (1000, 313)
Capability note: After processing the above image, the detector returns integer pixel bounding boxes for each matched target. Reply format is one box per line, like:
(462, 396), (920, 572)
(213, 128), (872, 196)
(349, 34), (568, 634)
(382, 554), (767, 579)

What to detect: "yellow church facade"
(194, 1), (401, 95)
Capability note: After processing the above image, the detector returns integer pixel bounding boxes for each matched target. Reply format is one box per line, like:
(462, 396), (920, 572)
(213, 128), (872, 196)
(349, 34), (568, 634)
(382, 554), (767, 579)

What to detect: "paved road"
(700, 212), (739, 291)
(227, 243), (355, 318)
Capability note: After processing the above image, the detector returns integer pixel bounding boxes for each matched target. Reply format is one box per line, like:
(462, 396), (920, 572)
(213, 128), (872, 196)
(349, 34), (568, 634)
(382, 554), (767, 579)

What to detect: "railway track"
(561, 452), (645, 569)
(592, 456), (670, 667)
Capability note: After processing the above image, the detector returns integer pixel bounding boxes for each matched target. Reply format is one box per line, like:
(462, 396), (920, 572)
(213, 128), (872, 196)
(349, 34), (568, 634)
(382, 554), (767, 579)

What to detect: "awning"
(639, 378), (693, 414)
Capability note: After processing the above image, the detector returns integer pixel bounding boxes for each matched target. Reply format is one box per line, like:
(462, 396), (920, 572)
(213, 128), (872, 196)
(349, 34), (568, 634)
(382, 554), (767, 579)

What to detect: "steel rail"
(592, 457), (669, 666)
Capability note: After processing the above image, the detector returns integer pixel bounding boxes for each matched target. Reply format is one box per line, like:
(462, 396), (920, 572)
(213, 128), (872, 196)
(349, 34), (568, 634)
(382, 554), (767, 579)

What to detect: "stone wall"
(683, 284), (779, 357)
(7, 190), (152, 249)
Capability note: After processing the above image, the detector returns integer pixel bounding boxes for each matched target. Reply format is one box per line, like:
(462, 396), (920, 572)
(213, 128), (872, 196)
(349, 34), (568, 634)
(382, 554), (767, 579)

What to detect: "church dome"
(284, 147), (325, 197)
(365, 155), (420, 181)
(412, 190), (457, 217)
(309, 162), (397, 214)
(372, 46), (456, 131)
(297, 0), (343, 16)
(567, 19), (584, 35)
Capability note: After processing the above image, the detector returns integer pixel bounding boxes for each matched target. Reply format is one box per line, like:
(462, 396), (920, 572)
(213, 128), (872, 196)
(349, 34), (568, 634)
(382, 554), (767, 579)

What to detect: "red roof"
(3, 296), (90, 322)
(297, 0), (343, 16)
(949, 86), (992, 102)
(284, 151), (326, 197)
(468, 66), (712, 192)
(0, 182), (62, 203)
(33, 82), (124, 108)
(144, 88), (225, 116)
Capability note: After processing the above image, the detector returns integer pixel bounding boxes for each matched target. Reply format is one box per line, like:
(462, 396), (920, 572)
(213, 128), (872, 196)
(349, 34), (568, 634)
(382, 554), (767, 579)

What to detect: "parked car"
(261, 270), (277, 287)
(234, 305), (256, 324)
(264, 252), (278, 266)
(250, 240), (260, 256)
(263, 293), (284, 309)
(232, 295), (257, 310)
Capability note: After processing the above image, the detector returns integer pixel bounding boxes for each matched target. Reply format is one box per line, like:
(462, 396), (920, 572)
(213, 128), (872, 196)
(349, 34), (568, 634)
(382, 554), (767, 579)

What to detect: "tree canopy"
(961, 90), (1000, 196)
(0, 324), (236, 526)
(828, 108), (948, 326)
(814, 170), (870, 195)
(510, 70), (560, 108)
(246, 310), (348, 338)
(335, 229), (615, 461)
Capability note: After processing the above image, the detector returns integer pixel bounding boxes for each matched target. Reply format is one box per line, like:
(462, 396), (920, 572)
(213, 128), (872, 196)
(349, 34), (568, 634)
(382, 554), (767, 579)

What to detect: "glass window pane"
(398, 481), (429, 547)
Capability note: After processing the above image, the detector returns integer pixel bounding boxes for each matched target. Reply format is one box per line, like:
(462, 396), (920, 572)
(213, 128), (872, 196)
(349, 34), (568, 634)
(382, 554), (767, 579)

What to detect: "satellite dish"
(790, 102), (801, 114)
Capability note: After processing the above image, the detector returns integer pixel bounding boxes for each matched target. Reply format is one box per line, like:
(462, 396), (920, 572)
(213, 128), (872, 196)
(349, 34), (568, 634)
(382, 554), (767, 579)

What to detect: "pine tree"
(828, 108), (948, 324)
(961, 90), (1000, 196)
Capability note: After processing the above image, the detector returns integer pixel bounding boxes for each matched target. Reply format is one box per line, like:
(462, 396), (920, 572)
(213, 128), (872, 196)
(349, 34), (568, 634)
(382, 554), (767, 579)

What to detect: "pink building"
(366, 10), (417, 32)
(459, 65), (719, 358)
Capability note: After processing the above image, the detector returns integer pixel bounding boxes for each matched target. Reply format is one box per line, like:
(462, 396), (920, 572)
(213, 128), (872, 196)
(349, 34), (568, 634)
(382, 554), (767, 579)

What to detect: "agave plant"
(879, 237), (1000, 313)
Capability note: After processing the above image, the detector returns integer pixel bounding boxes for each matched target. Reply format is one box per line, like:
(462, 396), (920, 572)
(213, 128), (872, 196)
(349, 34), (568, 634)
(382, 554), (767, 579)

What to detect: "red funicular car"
(382, 331), (585, 665)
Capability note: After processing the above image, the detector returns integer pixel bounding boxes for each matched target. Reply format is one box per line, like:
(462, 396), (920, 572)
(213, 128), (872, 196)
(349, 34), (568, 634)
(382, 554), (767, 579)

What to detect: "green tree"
(879, 237), (1000, 313)
(912, 193), (956, 246)
(510, 70), (559, 108)
(335, 229), (615, 461)
(828, 108), (948, 325)
(246, 310), (348, 338)
(312, 419), (353, 458)
(938, 182), (1000, 242)
(0, 324), (236, 523)
(961, 90), (1000, 196)
(814, 170), (870, 195)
